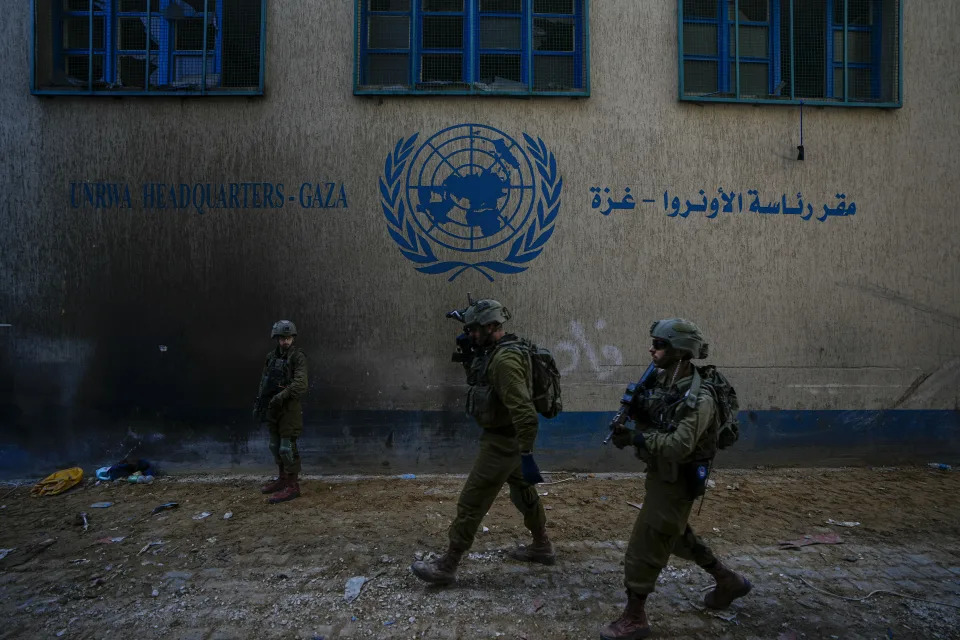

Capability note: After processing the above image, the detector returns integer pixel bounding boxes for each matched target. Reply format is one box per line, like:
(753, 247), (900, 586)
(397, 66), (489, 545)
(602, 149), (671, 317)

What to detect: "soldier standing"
(411, 299), (554, 585)
(254, 320), (308, 504)
(600, 319), (751, 640)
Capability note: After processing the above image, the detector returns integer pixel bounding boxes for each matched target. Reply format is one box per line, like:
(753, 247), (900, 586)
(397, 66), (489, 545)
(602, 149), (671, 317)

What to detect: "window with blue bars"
(355, 0), (590, 96)
(32, 0), (266, 95)
(679, 0), (901, 106)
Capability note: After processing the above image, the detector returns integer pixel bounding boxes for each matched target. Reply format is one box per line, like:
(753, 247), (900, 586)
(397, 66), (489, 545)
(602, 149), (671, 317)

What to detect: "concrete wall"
(1, 1), (958, 476)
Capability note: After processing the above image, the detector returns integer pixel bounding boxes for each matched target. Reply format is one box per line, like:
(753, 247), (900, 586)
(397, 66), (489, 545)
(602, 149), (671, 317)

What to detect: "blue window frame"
(355, 0), (590, 96)
(32, 0), (267, 95)
(679, 0), (901, 107)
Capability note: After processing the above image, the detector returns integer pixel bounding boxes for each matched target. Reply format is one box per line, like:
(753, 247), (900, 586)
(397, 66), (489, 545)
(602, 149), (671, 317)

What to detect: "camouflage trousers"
(448, 429), (547, 551)
(624, 471), (717, 594)
(268, 424), (301, 475)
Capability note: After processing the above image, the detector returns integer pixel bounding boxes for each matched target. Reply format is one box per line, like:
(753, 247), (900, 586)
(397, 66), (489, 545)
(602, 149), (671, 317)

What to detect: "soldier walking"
(253, 320), (308, 504)
(601, 318), (751, 639)
(411, 299), (554, 585)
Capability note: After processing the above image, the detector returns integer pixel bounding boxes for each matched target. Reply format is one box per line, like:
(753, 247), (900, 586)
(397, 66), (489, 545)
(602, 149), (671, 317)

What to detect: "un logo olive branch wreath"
(379, 131), (562, 282)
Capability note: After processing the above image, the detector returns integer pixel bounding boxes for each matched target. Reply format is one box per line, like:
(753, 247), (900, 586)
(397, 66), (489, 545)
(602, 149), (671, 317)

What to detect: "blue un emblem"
(380, 124), (562, 281)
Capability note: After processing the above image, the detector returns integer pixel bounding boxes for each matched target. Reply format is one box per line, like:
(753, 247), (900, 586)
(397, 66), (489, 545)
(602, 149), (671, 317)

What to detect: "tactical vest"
(465, 335), (526, 427)
(641, 368), (718, 481)
(258, 348), (295, 406)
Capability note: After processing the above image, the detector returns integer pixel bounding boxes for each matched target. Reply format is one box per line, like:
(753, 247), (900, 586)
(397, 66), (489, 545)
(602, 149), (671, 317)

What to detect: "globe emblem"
(405, 124), (536, 253)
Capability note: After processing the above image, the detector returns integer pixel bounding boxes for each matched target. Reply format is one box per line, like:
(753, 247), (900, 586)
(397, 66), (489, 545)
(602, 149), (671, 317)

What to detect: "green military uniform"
(449, 334), (546, 551)
(258, 345), (308, 474)
(624, 368), (719, 594)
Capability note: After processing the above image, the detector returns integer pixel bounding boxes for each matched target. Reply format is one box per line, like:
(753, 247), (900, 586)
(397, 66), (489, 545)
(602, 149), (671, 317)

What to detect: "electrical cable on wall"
(797, 100), (805, 161)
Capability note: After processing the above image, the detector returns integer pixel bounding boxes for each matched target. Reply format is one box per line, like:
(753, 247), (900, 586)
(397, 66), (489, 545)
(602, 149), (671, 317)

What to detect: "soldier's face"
(649, 339), (673, 367)
(469, 324), (496, 347)
(277, 336), (294, 350)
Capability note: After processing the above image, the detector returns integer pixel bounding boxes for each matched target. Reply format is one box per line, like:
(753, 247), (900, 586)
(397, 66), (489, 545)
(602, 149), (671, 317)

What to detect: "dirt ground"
(1, 466), (959, 640)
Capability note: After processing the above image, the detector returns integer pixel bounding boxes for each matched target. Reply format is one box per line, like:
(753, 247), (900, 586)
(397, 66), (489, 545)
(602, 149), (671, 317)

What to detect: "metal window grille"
(32, 0), (266, 95)
(356, 0), (590, 96)
(680, 0), (900, 106)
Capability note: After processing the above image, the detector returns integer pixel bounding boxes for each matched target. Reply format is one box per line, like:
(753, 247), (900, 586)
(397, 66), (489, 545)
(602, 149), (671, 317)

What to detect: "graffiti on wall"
(380, 124), (562, 282)
(589, 187), (857, 222)
(553, 319), (624, 381)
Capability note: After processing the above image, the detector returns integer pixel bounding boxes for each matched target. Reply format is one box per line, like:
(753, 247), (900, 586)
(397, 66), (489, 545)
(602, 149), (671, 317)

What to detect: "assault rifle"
(604, 362), (658, 444)
(445, 293), (481, 365)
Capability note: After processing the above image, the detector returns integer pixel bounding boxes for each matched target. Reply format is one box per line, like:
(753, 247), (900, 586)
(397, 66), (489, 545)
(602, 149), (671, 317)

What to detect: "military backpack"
(696, 365), (740, 449)
(498, 338), (563, 419)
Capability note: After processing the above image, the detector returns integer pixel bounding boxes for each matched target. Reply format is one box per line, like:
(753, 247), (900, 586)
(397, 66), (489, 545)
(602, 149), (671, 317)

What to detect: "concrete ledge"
(1, 409), (957, 477)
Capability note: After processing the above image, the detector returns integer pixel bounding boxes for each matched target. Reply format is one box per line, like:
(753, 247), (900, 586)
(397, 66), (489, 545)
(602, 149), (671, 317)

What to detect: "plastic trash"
(223, 512), (233, 520)
(400, 473), (416, 479)
(31, 467), (84, 497)
(90, 502), (113, 508)
(127, 472), (154, 484)
(95, 467), (112, 481)
(192, 512), (211, 520)
(927, 463), (952, 471)
(826, 518), (860, 527)
(344, 576), (367, 602)
(151, 502), (179, 514)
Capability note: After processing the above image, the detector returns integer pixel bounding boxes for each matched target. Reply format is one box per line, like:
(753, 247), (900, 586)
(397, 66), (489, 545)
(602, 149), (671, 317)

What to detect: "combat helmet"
(650, 318), (708, 359)
(463, 299), (511, 330)
(271, 320), (298, 339)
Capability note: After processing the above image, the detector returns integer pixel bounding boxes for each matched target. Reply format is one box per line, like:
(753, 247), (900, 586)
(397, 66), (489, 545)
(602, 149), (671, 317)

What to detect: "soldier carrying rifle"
(600, 318), (751, 640)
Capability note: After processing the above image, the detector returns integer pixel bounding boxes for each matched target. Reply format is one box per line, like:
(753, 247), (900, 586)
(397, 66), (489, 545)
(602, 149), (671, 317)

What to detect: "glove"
(279, 438), (293, 459)
(520, 452), (544, 485)
(610, 427), (635, 449)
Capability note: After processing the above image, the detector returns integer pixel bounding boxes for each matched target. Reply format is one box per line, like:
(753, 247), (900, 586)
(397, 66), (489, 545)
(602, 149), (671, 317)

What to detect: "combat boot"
(703, 561), (752, 609)
(268, 473), (301, 504)
(259, 465), (285, 494)
(599, 591), (650, 640)
(411, 546), (465, 585)
(508, 526), (556, 565)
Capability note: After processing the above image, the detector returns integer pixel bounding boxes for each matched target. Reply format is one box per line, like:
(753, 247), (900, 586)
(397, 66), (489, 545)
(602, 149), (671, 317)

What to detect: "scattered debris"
(927, 463), (952, 471)
(482, 526), (489, 533)
(539, 477), (576, 486)
(826, 519), (860, 527)
(80, 512), (88, 531)
(96, 537), (125, 544)
(789, 575), (960, 609)
(400, 474), (416, 479)
(137, 541), (164, 556)
(0, 548), (15, 561)
(344, 576), (368, 603)
(152, 502), (179, 515)
(192, 512), (211, 520)
(89, 502), (113, 509)
(778, 532), (843, 549)
(627, 502), (644, 510)
(31, 467), (84, 497)
(223, 511), (233, 520)
(706, 479), (716, 489)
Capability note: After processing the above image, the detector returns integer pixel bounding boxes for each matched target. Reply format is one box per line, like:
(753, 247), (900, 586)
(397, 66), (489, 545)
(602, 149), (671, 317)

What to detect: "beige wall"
(1, 1), (958, 423)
